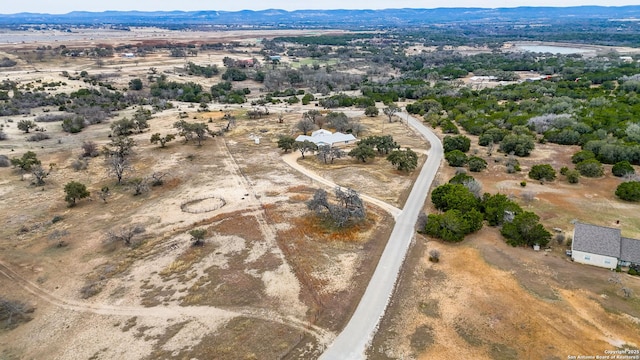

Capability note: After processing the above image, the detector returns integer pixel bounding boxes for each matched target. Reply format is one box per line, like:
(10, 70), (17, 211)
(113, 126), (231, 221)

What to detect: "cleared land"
(0, 27), (639, 360)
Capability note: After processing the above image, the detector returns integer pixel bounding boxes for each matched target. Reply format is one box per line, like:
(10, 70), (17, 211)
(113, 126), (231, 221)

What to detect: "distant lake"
(516, 45), (592, 54)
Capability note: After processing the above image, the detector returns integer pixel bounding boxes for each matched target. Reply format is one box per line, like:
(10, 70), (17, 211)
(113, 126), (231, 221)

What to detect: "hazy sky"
(2, 0), (640, 14)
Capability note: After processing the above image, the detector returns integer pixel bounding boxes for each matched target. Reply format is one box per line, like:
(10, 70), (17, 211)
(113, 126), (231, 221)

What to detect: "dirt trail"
(0, 259), (333, 344)
(282, 152), (402, 218)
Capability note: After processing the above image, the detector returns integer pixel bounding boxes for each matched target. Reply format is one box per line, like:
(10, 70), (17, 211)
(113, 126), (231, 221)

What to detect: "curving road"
(319, 112), (443, 360)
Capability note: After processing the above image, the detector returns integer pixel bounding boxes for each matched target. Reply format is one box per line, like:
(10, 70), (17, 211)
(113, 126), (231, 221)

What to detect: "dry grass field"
(0, 27), (423, 359)
(0, 27), (639, 360)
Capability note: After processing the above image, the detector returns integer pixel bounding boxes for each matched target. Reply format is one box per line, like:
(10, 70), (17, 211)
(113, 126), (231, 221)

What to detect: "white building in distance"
(295, 129), (356, 147)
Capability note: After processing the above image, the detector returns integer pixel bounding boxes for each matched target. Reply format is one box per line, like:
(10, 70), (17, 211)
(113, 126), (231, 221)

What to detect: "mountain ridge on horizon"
(1, 6), (639, 28)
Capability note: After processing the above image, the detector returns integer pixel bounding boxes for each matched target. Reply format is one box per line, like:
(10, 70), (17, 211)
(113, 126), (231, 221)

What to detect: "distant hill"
(1, 7), (640, 28)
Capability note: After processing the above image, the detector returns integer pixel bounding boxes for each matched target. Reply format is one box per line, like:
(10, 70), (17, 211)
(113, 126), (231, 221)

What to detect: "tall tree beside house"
(500, 211), (551, 247)
(293, 140), (317, 159)
(296, 118), (316, 135)
(277, 135), (296, 153)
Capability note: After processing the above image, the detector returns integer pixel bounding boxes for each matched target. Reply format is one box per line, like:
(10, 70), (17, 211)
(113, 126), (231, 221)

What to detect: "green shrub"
(629, 268), (638, 276)
(443, 135), (471, 153)
(576, 159), (604, 177)
(520, 181), (527, 187)
(571, 150), (595, 164)
(445, 150), (468, 167)
(467, 156), (487, 172)
(566, 170), (580, 184)
(528, 164), (556, 182)
(612, 161), (635, 177)
(615, 181), (640, 202)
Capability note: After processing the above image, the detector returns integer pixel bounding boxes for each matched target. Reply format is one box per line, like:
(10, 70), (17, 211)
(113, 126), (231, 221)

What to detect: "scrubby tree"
(616, 181), (640, 202)
(431, 183), (479, 213)
(17, 120), (37, 133)
(326, 112), (350, 132)
(189, 228), (207, 246)
(31, 164), (52, 186)
(296, 118), (315, 135)
(277, 135), (296, 153)
(387, 148), (418, 172)
(571, 150), (596, 164)
(576, 159), (604, 177)
(383, 104), (400, 123)
(107, 224), (146, 247)
(306, 187), (365, 228)
(190, 123), (210, 146)
(364, 106), (379, 117)
(129, 177), (149, 196)
(626, 123), (640, 143)
(445, 150), (468, 167)
(173, 120), (194, 143)
(0, 296), (33, 329)
(128, 78), (143, 90)
(443, 135), (471, 153)
(103, 136), (135, 159)
(294, 140), (317, 159)
(481, 193), (523, 226)
(500, 211), (551, 247)
(566, 169), (581, 184)
(150, 133), (176, 148)
(317, 145), (345, 164)
(110, 118), (136, 137)
(612, 161), (635, 177)
(105, 155), (130, 185)
(448, 172), (474, 185)
(424, 209), (483, 242)
(11, 151), (40, 172)
(349, 143), (376, 163)
(303, 110), (322, 124)
(528, 164), (556, 182)
(64, 181), (90, 206)
(505, 157), (521, 173)
(81, 141), (99, 157)
(467, 156), (487, 172)
(500, 134), (535, 157)
(360, 135), (399, 155)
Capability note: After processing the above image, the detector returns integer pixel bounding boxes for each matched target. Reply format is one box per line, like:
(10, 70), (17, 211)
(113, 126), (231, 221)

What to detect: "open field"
(0, 28), (426, 359)
(369, 127), (640, 359)
(1, 26), (639, 360)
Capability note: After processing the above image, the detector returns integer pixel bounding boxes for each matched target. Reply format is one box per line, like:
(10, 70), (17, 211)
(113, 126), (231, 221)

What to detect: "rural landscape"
(1, 6), (640, 360)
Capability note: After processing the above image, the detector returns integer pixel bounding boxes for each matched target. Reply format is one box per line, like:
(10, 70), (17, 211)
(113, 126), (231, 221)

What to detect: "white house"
(571, 222), (640, 269)
(295, 129), (356, 147)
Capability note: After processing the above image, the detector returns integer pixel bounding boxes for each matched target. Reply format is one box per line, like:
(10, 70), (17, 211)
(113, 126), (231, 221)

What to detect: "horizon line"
(1, 5), (639, 16)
